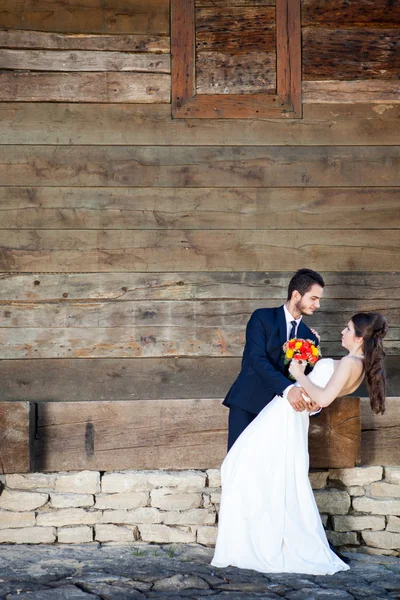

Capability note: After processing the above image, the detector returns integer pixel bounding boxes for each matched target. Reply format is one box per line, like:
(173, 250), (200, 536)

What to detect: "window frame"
(171, 0), (302, 119)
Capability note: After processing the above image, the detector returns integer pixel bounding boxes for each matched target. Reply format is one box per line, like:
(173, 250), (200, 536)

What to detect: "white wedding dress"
(211, 358), (350, 575)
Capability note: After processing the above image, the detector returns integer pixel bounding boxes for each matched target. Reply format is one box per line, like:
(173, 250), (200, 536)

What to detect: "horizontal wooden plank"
(0, 50), (170, 73)
(0, 72), (170, 102)
(1, 272), (399, 302)
(34, 396), (359, 471)
(1, 103), (400, 145)
(0, 357), (240, 402)
(195, 6), (276, 52)
(0, 326), (398, 359)
(197, 1), (275, 6)
(0, 229), (398, 273)
(196, 51), (276, 94)
(1, 357), (399, 402)
(303, 80), (400, 104)
(303, 29), (400, 81)
(1, 146), (400, 187)
(0, 30), (170, 53)
(0, 402), (34, 473)
(361, 397), (400, 465)
(0, 187), (398, 230)
(302, 1), (400, 28)
(1, 299), (399, 330)
(0, 0), (170, 34)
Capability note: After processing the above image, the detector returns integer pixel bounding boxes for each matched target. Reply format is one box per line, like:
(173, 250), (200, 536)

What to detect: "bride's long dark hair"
(351, 312), (388, 415)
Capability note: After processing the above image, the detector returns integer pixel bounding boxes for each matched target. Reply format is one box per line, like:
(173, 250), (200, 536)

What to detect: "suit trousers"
(227, 405), (257, 452)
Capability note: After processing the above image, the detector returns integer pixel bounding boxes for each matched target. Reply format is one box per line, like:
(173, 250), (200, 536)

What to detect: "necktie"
(289, 320), (297, 340)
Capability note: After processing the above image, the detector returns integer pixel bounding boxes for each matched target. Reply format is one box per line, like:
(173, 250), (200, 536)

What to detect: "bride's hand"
(289, 359), (307, 379)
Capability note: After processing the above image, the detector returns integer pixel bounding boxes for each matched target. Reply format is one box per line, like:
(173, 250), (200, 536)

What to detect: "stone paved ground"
(0, 544), (399, 600)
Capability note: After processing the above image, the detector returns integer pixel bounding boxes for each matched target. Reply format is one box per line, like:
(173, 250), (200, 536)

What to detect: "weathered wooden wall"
(0, 0), (399, 471)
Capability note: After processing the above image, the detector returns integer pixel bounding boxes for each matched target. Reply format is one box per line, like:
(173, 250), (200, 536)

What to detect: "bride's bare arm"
(289, 357), (356, 408)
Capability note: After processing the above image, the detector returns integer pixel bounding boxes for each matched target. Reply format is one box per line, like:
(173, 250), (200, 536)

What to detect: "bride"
(211, 312), (388, 575)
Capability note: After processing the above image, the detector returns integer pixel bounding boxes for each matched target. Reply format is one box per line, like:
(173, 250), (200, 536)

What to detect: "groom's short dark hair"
(287, 269), (325, 300)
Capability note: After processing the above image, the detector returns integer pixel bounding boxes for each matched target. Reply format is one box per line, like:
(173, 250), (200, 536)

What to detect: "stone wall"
(0, 467), (399, 555)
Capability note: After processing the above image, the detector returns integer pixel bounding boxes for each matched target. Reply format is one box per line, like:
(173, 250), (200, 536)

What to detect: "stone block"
(387, 516), (400, 533)
(95, 523), (138, 542)
(162, 509), (216, 526)
(139, 524), (195, 543)
(197, 526), (217, 546)
(327, 530), (359, 546)
(36, 508), (102, 527)
(95, 492), (148, 510)
(206, 469), (221, 488)
(5, 473), (56, 491)
(362, 530), (400, 550)
(0, 527), (56, 543)
(347, 486), (365, 497)
(353, 496), (400, 516)
(333, 515), (385, 532)
(308, 471), (328, 489)
(57, 526), (93, 543)
(49, 493), (94, 508)
(329, 466), (383, 487)
(202, 494), (211, 508)
(370, 482), (400, 498)
(356, 545), (398, 557)
(210, 492), (221, 505)
(0, 510), (36, 529)
(101, 470), (206, 493)
(384, 467), (400, 484)
(100, 508), (162, 525)
(151, 488), (202, 510)
(55, 471), (100, 494)
(0, 489), (48, 512)
(314, 490), (351, 515)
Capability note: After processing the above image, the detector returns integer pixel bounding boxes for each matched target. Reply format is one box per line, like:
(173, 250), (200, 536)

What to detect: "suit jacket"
(223, 305), (319, 415)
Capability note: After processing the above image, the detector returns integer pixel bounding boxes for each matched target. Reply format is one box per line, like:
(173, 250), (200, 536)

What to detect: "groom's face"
(296, 284), (324, 316)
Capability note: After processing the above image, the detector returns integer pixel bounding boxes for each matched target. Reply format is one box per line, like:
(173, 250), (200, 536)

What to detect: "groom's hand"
(287, 387), (309, 412)
(307, 399), (321, 413)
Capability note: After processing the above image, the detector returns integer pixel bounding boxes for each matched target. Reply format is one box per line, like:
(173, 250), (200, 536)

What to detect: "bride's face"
(341, 320), (362, 351)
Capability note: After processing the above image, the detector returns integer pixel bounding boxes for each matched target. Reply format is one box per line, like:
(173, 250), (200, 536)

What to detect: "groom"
(224, 268), (325, 451)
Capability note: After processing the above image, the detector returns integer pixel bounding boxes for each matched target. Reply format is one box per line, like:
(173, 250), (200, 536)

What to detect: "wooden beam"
(0, 402), (35, 474)
(361, 398), (400, 466)
(309, 397), (361, 468)
(34, 397), (360, 471)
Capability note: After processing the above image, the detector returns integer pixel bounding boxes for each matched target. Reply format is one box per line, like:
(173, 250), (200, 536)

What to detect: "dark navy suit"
(224, 305), (318, 450)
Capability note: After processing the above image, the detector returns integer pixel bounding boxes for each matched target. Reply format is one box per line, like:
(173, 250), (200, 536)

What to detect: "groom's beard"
(295, 298), (316, 316)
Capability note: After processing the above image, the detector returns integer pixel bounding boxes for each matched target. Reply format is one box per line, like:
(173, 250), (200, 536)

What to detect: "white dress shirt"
(282, 305), (302, 399)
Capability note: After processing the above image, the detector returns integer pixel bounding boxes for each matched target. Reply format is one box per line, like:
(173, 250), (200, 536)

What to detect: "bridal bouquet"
(283, 338), (321, 377)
